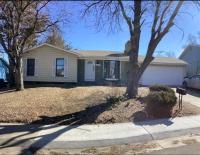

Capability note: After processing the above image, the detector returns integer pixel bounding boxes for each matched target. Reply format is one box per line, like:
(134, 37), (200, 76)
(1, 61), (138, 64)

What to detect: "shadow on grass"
(0, 95), (119, 154)
(24, 83), (77, 89)
(0, 88), (16, 94)
(33, 96), (120, 125)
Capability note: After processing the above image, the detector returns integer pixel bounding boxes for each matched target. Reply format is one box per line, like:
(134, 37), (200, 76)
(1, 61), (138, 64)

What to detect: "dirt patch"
(95, 98), (146, 123)
(35, 142), (159, 155)
(182, 139), (197, 145)
(0, 86), (199, 125)
(173, 101), (200, 117)
(78, 143), (159, 155)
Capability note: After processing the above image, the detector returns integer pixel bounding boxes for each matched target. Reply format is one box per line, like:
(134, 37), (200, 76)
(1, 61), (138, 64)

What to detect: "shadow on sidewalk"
(186, 88), (200, 97)
(134, 117), (174, 126)
(0, 123), (78, 154)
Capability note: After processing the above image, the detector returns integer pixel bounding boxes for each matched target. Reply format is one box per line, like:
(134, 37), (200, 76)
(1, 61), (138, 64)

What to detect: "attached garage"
(119, 56), (187, 86)
(141, 65), (186, 86)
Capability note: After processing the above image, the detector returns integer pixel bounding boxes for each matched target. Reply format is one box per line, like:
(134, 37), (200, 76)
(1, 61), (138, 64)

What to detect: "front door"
(85, 60), (95, 81)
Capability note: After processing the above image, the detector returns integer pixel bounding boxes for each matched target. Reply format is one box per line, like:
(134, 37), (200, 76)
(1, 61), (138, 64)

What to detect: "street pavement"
(149, 142), (200, 154)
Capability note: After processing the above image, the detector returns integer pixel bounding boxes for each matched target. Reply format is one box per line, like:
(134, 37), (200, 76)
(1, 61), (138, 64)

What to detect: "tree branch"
(118, 0), (133, 36)
(140, 1), (184, 76)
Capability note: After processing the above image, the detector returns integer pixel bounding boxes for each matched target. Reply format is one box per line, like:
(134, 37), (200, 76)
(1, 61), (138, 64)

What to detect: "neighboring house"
(179, 44), (200, 76)
(23, 43), (187, 86)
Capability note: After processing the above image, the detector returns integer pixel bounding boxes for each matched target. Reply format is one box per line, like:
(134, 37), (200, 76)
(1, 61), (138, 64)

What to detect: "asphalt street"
(148, 143), (200, 154)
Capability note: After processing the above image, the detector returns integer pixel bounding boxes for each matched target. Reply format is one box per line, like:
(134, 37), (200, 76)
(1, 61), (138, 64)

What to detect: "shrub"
(146, 91), (177, 106)
(145, 85), (177, 118)
(149, 85), (174, 93)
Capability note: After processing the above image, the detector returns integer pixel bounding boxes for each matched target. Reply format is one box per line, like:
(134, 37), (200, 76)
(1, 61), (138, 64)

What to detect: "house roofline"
(23, 43), (80, 56)
(179, 44), (200, 58)
(179, 45), (190, 58)
(79, 56), (187, 66)
(24, 43), (187, 66)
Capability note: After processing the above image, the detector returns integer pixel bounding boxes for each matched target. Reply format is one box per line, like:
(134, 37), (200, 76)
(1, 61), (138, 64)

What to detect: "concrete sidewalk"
(175, 89), (200, 108)
(182, 93), (200, 108)
(0, 115), (200, 149)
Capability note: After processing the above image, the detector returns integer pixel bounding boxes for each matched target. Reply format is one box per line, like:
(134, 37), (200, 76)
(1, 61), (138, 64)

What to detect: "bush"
(146, 91), (177, 106)
(149, 85), (174, 94)
(145, 85), (177, 118)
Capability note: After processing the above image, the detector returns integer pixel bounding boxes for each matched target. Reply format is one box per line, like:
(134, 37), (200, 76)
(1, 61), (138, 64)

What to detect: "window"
(27, 59), (35, 76)
(104, 60), (120, 80)
(56, 58), (64, 77)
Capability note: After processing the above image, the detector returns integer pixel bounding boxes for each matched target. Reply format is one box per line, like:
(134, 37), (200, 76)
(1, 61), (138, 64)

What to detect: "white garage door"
(141, 65), (185, 86)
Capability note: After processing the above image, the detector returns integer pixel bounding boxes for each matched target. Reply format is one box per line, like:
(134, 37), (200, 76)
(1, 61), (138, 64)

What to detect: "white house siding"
(23, 45), (78, 83)
(141, 65), (186, 86)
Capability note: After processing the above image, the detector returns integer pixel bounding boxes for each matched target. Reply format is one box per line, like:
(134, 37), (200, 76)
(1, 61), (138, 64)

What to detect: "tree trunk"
(15, 57), (24, 91)
(8, 59), (15, 87)
(126, 54), (140, 98)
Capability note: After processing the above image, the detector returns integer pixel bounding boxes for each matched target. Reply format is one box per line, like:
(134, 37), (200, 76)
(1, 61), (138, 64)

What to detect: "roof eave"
(23, 43), (80, 57)
(78, 56), (187, 66)
(179, 45), (191, 59)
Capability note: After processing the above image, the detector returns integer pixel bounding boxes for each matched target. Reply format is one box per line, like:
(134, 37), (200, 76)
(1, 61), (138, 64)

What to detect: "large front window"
(56, 58), (64, 77)
(104, 60), (120, 80)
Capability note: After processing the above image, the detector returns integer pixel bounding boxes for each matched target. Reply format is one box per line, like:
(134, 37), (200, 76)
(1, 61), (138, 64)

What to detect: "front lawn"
(0, 86), (199, 125)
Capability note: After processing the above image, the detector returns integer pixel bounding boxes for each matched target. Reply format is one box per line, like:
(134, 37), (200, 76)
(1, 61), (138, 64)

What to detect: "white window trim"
(35, 58), (38, 77)
(52, 58), (56, 77)
(54, 58), (67, 78)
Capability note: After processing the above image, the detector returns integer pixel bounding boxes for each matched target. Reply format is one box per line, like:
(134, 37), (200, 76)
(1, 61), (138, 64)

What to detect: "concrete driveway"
(176, 89), (200, 108)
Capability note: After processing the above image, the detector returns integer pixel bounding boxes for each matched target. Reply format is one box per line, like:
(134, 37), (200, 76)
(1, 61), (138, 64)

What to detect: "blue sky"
(50, 1), (200, 58)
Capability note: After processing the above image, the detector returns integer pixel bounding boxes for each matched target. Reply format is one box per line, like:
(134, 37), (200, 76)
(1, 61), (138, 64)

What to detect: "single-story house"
(23, 43), (187, 86)
(179, 44), (200, 76)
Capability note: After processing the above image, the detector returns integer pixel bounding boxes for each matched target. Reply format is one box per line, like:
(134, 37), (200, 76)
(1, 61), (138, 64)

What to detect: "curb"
(1, 116), (200, 149)
(29, 126), (200, 149)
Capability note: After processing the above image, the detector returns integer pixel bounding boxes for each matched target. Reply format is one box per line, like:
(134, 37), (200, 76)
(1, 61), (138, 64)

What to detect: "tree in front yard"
(82, 0), (184, 98)
(0, 1), (59, 90)
(43, 24), (72, 50)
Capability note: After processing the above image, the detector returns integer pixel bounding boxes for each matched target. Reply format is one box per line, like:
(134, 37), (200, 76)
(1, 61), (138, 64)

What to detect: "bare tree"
(44, 24), (72, 50)
(83, 0), (184, 98)
(0, 1), (60, 90)
(183, 32), (200, 48)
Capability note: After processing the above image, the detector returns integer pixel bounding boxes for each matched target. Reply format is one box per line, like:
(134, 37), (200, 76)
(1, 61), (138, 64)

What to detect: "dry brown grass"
(0, 86), (122, 123)
(0, 86), (199, 124)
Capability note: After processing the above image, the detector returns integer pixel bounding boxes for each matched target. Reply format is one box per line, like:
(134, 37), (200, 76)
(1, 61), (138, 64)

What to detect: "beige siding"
(23, 45), (78, 82)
